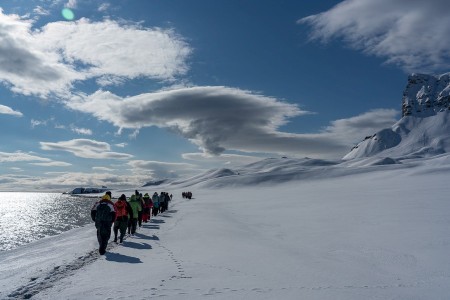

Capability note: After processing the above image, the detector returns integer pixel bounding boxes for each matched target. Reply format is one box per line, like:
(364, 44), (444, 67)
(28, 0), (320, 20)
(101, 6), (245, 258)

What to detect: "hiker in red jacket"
(113, 194), (133, 244)
(142, 193), (153, 223)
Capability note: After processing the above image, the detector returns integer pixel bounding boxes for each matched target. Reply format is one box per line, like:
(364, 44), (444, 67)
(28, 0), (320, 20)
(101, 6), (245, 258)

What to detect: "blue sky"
(0, 0), (449, 191)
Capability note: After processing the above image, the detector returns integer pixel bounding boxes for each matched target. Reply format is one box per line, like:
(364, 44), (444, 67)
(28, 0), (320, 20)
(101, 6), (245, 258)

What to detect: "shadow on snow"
(122, 240), (152, 250)
(133, 232), (160, 240)
(105, 252), (142, 263)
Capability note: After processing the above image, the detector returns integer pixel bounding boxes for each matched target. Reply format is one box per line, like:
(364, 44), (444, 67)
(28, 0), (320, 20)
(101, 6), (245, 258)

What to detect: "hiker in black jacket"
(91, 192), (116, 255)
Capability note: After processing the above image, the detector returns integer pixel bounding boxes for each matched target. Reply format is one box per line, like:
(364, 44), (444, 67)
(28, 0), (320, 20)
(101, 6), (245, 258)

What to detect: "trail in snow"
(7, 209), (183, 299)
(8, 246), (101, 299)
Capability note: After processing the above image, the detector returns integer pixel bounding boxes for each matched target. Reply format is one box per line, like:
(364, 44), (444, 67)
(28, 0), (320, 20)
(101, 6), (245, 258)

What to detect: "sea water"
(0, 192), (99, 252)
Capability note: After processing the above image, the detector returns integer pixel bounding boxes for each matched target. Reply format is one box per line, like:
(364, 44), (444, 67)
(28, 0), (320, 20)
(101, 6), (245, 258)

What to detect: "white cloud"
(0, 171), (146, 192)
(115, 143), (127, 148)
(37, 18), (191, 81)
(0, 151), (71, 169)
(92, 166), (115, 172)
(66, 86), (398, 158)
(322, 109), (399, 142)
(128, 160), (198, 179)
(182, 152), (263, 166)
(299, 0), (450, 73)
(0, 10), (191, 97)
(31, 161), (72, 167)
(0, 9), (83, 97)
(65, 0), (77, 9)
(98, 3), (111, 12)
(33, 6), (50, 16)
(10, 167), (23, 172)
(70, 125), (93, 135)
(31, 119), (48, 128)
(40, 139), (133, 159)
(0, 104), (23, 117)
(0, 151), (51, 163)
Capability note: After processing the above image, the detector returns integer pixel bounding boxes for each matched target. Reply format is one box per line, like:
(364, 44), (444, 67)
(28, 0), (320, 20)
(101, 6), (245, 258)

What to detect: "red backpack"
(114, 200), (127, 218)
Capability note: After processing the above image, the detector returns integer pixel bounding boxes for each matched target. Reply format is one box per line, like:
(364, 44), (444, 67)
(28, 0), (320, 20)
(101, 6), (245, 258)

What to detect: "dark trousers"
(96, 225), (112, 254)
(128, 218), (138, 234)
(152, 206), (159, 216)
(138, 211), (143, 227)
(113, 217), (128, 242)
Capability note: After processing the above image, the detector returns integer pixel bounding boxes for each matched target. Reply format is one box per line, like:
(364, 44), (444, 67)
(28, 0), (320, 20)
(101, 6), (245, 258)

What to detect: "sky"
(0, 0), (449, 191)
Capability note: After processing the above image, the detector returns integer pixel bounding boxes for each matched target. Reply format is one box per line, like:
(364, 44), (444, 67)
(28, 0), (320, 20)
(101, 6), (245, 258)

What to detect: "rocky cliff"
(402, 73), (450, 117)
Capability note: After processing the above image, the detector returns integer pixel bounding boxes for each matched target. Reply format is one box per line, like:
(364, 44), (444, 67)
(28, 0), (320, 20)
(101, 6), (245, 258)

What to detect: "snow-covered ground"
(1, 153), (449, 299)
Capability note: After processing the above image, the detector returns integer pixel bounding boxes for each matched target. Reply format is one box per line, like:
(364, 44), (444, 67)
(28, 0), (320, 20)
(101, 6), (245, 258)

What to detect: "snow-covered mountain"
(344, 73), (450, 160)
(140, 73), (450, 189)
(402, 73), (450, 117)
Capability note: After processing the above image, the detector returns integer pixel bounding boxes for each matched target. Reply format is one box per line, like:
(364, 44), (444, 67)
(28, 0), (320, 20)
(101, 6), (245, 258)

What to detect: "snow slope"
(343, 110), (450, 160)
(1, 154), (450, 300)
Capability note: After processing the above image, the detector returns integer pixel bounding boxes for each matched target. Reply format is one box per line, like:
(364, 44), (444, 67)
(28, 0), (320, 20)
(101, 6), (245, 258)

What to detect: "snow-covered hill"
(343, 110), (450, 160)
(1, 152), (449, 300)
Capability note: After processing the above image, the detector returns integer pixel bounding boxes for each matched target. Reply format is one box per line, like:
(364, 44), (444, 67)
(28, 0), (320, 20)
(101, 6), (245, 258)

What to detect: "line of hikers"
(90, 190), (172, 255)
(181, 191), (193, 199)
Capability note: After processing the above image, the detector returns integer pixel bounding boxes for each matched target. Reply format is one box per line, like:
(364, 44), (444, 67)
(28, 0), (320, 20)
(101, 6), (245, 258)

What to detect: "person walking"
(127, 193), (141, 235)
(142, 193), (153, 223)
(137, 192), (145, 227)
(152, 192), (160, 217)
(159, 192), (166, 213)
(91, 192), (116, 255)
(113, 194), (132, 244)
(164, 192), (171, 211)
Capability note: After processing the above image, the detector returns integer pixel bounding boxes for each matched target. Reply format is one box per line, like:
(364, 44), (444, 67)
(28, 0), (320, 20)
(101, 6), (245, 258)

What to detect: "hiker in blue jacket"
(91, 192), (116, 255)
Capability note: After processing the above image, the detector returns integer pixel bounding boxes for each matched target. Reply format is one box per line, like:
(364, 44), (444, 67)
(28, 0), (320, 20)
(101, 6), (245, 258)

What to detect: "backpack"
(115, 200), (128, 218)
(95, 202), (114, 228)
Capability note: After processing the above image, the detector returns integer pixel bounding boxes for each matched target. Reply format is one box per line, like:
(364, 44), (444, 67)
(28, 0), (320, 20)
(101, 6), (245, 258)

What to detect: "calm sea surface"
(0, 192), (99, 252)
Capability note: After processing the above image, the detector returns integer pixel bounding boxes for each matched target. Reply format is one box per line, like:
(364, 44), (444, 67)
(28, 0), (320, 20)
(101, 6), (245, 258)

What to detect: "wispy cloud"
(70, 125), (93, 135)
(92, 166), (115, 172)
(0, 9), (191, 97)
(128, 160), (198, 179)
(31, 161), (72, 167)
(0, 151), (71, 168)
(40, 139), (133, 159)
(322, 109), (399, 142)
(182, 153), (263, 167)
(0, 151), (52, 163)
(115, 143), (127, 148)
(0, 171), (145, 192)
(33, 6), (50, 16)
(65, 0), (77, 9)
(98, 3), (111, 12)
(0, 104), (23, 117)
(31, 119), (48, 128)
(299, 0), (450, 73)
